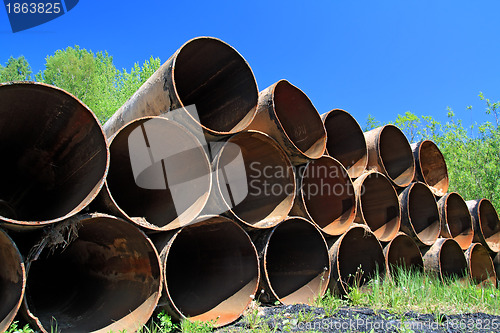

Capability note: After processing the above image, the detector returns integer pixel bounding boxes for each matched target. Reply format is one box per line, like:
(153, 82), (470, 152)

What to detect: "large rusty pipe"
(291, 156), (356, 236)
(205, 131), (295, 228)
(364, 125), (415, 187)
(411, 140), (449, 196)
(97, 117), (212, 231)
(437, 192), (473, 250)
(421, 238), (467, 282)
(321, 109), (368, 178)
(383, 232), (423, 280)
(353, 171), (400, 242)
(0, 82), (108, 230)
(153, 215), (259, 327)
(103, 37), (258, 139)
(466, 199), (500, 253)
(252, 217), (330, 305)
(328, 224), (385, 295)
(464, 243), (496, 287)
(399, 182), (441, 246)
(247, 80), (326, 165)
(23, 214), (162, 333)
(0, 228), (25, 332)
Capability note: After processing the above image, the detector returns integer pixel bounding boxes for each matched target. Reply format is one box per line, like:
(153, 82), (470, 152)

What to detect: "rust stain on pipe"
(103, 37), (258, 139)
(252, 217), (330, 305)
(247, 80), (326, 165)
(399, 182), (441, 246)
(0, 227), (26, 332)
(466, 199), (500, 253)
(97, 117), (212, 231)
(353, 171), (400, 242)
(0, 82), (109, 230)
(421, 238), (467, 282)
(205, 131), (295, 228)
(438, 192), (473, 250)
(465, 243), (496, 287)
(383, 232), (423, 280)
(153, 215), (259, 327)
(291, 156), (356, 236)
(411, 140), (448, 196)
(321, 109), (368, 178)
(328, 223), (385, 295)
(23, 214), (162, 333)
(364, 125), (415, 188)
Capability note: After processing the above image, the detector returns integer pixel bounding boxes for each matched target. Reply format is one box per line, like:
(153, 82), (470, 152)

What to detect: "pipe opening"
(26, 216), (162, 332)
(439, 240), (467, 280)
(378, 125), (414, 186)
(301, 156), (355, 235)
(173, 38), (258, 133)
(443, 193), (473, 250)
(0, 229), (25, 332)
(323, 109), (367, 178)
(273, 81), (326, 159)
(0, 83), (108, 224)
(478, 200), (500, 252)
(163, 217), (258, 326)
(417, 141), (448, 195)
(107, 117), (211, 230)
(265, 218), (330, 304)
(385, 234), (423, 278)
(216, 131), (295, 227)
(358, 173), (400, 241)
(337, 226), (385, 293)
(467, 244), (496, 286)
(407, 183), (440, 245)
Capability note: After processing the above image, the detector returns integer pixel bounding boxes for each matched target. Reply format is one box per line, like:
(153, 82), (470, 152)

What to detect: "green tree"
(0, 55), (32, 81)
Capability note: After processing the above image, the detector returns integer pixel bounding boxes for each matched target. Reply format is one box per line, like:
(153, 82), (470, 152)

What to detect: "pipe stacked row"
(0, 36), (500, 332)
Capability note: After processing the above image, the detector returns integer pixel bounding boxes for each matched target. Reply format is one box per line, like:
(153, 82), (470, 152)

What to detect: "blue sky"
(1, 1), (500, 129)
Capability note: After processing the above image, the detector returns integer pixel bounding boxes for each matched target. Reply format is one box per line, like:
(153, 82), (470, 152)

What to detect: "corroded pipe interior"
(378, 125), (414, 186)
(273, 81), (326, 159)
(406, 183), (441, 245)
(323, 109), (367, 178)
(25, 215), (162, 332)
(357, 173), (400, 241)
(107, 117), (211, 230)
(173, 37), (258, 133)
(0, 83), (108, 224)
(0, 229), (25, 332)
(162, 217), (259, 326)
(478, 200), (500, 253)
(384, 233), (423, 279)
(335, 226), (385, 293)
(440, 193), (473, 250)
(264, 218), (330, 304)
(301, 156), (355, 235)
(439, 240), (467, 280)
(216, 131), (295, 227)
(466, 244), (496, 286)
(416, 140), (448, 195)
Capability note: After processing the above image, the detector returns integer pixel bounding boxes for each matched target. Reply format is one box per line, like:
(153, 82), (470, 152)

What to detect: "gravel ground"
(220, 304), (500, 333)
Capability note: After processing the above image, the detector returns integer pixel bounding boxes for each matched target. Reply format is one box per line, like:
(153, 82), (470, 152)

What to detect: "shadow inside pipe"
(468, 244), (496, 286)
(479, 200), (500, 252)
(408, 183), (440, 244)
(440, 240), (467, 280)
(418, 141), (449, 194)
(379, 126), (414, 186)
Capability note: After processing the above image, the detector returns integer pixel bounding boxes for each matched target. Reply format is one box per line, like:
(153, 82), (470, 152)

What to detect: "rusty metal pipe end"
(465, 243), (497, 287)
(422, 238), (467, 282)
(254, 217), (331, 305)
(438, 192), (473, 250)
(154, 215), (259, 327)
(353, 171), (400, 242)
(411, 140), (449, 196)
(466, 199), (500, 253)
(328, 223), (385, 295)
(364, 125), (415, 188)
(383, 232), (423, 280)
(399, 182), (441, 246)
(321, 109), (368, 178)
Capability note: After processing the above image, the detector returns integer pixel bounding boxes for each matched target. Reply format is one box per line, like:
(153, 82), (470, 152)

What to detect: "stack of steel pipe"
(1, 35), (500, 332)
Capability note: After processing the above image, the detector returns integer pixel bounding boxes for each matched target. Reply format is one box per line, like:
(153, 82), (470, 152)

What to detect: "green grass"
(5, 268), (500, 333)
